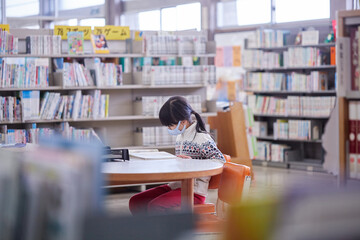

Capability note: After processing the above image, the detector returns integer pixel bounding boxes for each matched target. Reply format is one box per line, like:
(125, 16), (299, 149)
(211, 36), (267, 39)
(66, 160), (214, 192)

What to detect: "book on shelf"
(243, 47), (331, 69)
(67, 31), (84, 55)
(20, 90), (40, 121)
(246, 29), (289, 48)
(253, 121), (267, 137)
(273, 119), (289, 139)
(348, 101), (360, 179)
(137, 95), (202, 117)
(257, 140), (290, 162)
(336, 37), (351, 97)
(0, 57), (49, 88)
(25, 35), (61, 55)
(140, 65), (215, 85)
(84, 58), (123, 87)
(144, 33), (208, 55)
(0, 28), (18, 55)
(0, 96), (21, 122)
(245, 71), (329, 92)
(247, 95), (336, 117)
(91, 34), (109, 54)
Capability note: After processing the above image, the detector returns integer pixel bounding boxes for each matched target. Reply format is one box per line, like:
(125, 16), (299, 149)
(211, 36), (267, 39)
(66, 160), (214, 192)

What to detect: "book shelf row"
(243, 47), (334, 70)
(244, 71), (332, 92)
(253, 119), (322, 141)
(0, 89), (213, 123)
(248, 95), (336, 117)
(245, 65), (336, 72)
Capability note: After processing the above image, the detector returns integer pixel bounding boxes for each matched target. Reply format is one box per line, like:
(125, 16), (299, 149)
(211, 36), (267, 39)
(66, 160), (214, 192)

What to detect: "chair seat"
(193, 203), (215, 214)
(195, 213), (225, 233)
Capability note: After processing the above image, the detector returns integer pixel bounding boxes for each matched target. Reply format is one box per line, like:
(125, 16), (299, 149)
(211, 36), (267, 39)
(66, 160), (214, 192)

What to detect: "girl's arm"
(200, 140), (226, 163)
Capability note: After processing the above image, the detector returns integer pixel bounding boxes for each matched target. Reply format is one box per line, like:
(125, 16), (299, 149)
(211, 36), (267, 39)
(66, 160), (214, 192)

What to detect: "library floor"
(104, 166), (360, 239)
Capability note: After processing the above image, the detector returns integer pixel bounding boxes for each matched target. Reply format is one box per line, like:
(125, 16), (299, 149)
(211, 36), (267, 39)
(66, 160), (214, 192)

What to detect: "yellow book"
(91, 34), (110, 54)
(105, 95), (109, 117)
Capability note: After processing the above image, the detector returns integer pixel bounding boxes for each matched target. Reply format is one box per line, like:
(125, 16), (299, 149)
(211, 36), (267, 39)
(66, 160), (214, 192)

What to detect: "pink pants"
(129, 184), (206, 215)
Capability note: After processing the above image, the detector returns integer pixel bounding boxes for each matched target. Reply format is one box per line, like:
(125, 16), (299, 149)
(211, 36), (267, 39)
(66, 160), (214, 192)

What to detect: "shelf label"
(93, 26), (130, 40)
(262, 161), (268, 167)
(307, 166), (314, 172)
(0, 24), (10, 32)
(54, 25), (92, 40)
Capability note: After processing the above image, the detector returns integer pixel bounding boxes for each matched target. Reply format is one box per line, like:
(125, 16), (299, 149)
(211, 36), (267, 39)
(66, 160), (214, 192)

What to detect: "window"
(138, 10), (161, 31)
(217, 1), (238, 27)
(121, 13), (139, 30)
(59, 0), (105, 10)
(236, 0), (271, 26)
(275, 0), (330, 23)
(80, 18), (105, 27)
(161, 7), (176, 31)
(162, 3), (201, 31)
(6, 0), (39, 17)
(176, 3), (201, 31)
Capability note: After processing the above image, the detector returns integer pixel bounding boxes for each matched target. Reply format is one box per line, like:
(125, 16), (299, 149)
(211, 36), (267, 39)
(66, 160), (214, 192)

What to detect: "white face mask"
(167, 121), (186, 136)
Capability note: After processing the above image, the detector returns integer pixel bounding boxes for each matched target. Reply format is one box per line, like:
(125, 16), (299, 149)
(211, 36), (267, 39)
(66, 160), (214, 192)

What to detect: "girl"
(129, 96), (225, 215)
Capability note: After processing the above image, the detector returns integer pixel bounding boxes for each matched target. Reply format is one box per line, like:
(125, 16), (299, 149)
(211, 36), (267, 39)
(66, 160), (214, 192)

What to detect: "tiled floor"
(104, 166), (360, 239)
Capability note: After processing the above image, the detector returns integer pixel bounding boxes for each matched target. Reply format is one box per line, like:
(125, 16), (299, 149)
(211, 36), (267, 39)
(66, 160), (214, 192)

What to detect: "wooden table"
(102, 158), (224, 210)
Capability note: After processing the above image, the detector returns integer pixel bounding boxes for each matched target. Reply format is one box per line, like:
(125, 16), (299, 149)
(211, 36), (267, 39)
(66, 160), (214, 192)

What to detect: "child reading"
(129, 96), (225, 214)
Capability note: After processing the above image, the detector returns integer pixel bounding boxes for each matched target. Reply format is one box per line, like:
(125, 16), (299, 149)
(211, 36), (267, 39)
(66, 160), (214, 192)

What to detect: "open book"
(129, 151), (177, 160)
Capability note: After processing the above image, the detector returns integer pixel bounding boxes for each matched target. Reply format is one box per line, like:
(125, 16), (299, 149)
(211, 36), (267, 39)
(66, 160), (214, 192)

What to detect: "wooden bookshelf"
(337, 10), (360, 184)
(244, 27), (336, 169)
(0, 28), (216, 149)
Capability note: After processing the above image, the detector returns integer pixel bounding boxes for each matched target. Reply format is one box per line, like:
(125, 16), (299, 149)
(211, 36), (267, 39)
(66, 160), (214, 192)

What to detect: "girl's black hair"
(159, 96), (206, 133)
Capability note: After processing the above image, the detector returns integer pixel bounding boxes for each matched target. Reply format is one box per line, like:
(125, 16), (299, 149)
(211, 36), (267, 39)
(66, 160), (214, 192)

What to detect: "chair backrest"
(218, 162), (251, 204)
(208, 154), (231, 190)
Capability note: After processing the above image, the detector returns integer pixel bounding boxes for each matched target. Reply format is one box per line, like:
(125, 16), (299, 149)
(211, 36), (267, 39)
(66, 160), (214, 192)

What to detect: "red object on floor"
(129, 184), (205, 215)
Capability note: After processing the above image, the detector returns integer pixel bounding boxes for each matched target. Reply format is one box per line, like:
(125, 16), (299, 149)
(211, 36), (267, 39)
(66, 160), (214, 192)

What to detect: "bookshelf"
(244, 28), (336, 172)
(0, 28), (217, 149)
(337, 10), (360, 184)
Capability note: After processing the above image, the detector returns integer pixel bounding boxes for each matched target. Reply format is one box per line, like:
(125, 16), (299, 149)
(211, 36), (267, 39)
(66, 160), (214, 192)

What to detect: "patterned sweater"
(168, 121), (226, 196)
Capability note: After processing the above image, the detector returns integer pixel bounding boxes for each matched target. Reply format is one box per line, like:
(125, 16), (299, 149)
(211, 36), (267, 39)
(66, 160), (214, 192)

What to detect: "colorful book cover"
(67, 32), (84, 55)
(91, 34), (109, 54)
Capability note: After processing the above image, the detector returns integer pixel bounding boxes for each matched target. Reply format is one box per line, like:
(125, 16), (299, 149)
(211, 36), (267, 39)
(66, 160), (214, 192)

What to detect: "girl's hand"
(177, 155), (192, 159)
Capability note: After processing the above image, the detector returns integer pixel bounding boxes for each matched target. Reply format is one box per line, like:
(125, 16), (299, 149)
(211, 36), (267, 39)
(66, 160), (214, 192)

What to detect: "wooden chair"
(196, 162), (251, 233)
(193, 154), (231, 215)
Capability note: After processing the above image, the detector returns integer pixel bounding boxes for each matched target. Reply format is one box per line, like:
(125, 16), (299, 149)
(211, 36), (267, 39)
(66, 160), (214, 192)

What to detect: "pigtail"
(191, 110), (207, 133)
